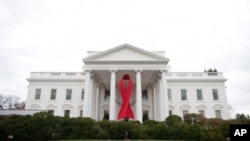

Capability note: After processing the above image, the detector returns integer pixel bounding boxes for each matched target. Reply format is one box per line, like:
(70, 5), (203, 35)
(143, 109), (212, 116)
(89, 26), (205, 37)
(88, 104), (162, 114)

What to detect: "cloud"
(0, 0), (250, 116)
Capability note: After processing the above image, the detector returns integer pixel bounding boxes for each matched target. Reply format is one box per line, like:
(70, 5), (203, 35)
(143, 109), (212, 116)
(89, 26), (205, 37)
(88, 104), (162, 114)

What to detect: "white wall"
(167, 81), (230, 119)
(26, 73), (230, 120)
(26, 81), (85, 117)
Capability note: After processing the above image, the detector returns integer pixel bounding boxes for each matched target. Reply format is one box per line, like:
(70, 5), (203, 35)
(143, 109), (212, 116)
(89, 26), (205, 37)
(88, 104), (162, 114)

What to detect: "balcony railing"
(29, 72), (85, 80)
(166, 72), (224, 79)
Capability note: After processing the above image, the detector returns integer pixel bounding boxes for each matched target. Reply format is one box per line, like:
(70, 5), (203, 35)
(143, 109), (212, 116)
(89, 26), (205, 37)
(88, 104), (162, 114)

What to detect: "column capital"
(96, 83), (100, 88)
(109, 69), (117, 72)
(134, 69), (143, 72)
(160, 69), (168, 73)
(84, 69), (92, 73)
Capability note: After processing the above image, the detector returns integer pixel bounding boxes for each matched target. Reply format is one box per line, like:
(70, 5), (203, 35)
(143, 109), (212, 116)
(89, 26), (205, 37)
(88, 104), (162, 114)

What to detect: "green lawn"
(55, 140), (184, 141)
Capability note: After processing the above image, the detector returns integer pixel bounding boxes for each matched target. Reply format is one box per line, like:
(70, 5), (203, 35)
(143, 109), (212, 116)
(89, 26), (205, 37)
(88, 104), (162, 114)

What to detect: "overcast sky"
(0, 0), (250, 117)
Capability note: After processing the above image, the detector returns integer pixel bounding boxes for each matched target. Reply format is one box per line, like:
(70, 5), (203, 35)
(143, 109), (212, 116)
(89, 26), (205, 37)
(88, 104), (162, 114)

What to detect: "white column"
(109, 69), (116, 120)
(88, 76), (94, 118)
(92, 81), (96, 118)
(158, 77), (164, 121)
(153, 84), (157, 120)
(156, 81), (160, 121)
(161, 70), (169, 120)
(83, 70), (91, 117)
(135, 69), (143, 123)
(95, 84), (100, 120)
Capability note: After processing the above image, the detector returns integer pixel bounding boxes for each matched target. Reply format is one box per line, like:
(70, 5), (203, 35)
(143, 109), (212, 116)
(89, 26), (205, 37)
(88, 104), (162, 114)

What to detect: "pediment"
(30, 104), (41, 109)
(180, 104), (191, 109)
(196, 105), (207, 109)
(47, 104), (57, 108)
(169, 104), (174, 108)
(212, 104), (223, 108)
(83, 44), (169, 63)
(78, 104), (83, 109)
(62, 104), (73, 109)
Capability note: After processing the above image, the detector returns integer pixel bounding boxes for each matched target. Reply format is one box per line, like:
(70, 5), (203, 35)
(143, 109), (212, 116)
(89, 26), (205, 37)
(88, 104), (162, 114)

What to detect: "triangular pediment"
(83, 44), (169, 63)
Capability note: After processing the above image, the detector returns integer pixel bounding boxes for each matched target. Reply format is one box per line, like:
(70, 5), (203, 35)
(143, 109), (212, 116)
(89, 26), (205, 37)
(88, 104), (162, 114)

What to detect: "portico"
(82, 44), (170, 122)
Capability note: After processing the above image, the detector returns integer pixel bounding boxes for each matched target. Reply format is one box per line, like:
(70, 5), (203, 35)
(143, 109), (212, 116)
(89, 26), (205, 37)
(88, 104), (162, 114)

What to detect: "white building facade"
(25, 44), (230, 122)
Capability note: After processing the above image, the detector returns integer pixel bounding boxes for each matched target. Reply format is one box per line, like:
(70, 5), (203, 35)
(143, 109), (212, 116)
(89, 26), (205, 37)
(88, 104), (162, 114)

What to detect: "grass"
(53, 140), (184, 141)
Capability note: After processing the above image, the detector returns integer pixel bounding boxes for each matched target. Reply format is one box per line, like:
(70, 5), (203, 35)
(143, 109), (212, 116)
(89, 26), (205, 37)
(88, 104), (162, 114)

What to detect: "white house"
(25, 44), (230, 122)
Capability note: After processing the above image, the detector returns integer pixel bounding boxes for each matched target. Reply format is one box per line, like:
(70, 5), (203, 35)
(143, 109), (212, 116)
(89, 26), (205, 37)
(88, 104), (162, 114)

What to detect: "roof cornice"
(84, 60), (169, 64)
(83, 43), (169, 63)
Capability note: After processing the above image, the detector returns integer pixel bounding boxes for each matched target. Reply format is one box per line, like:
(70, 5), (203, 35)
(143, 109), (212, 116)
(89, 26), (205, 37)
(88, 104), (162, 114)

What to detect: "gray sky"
(0, 0), (250, 117)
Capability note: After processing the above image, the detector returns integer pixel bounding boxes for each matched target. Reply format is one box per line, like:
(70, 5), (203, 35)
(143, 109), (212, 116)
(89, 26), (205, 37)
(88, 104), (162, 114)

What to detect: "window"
(168, 89), (172, 100)
(143, 110), (149, 121)
(183, 110), (188, 117)
(64, 110), (70, 117)
(181, 89), (187, 100)
(212, 89), (219, 100)
(169, 110), (173, 116)
(50, 89), (56, 100)
(66, 89), (72, 100)
(48, 110), (54, 115)
(197, 89), (203, 100)
(35, 89), (41, 100)
(103, 110), (109, 120)
(199, 110), (205, 116)
(81, 89), (84, 100)
(104, 90), (110, 100)
(142, 90), (148, 100)
(80, 110), (83, 117)
(215, 110), (221, 118)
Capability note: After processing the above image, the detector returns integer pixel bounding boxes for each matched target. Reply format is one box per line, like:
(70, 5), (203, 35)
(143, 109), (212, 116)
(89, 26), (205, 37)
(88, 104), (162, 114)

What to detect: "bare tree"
(0, 94), (7, 109)
(0, 94), (21, 109)
(14, 101), (25, 110)
(6, 95), (20, 109)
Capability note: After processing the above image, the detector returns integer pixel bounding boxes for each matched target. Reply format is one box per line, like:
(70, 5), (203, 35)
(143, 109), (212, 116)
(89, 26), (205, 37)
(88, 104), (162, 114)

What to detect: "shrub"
(165, 115), (182, 127)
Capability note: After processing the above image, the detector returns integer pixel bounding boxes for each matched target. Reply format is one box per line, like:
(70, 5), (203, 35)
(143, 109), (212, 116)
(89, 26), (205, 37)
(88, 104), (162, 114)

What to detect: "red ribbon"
(117, 74), (134, 119)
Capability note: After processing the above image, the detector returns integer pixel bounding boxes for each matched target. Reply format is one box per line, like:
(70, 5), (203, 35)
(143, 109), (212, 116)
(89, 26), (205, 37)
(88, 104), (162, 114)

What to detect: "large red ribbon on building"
(117, 74), (134, 119)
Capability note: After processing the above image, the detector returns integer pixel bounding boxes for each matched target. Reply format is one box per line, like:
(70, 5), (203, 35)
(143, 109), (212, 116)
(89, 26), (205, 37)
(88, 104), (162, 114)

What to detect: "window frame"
(80, 110), (83, 117)
(212, 89), (219, 100)
(197, 89), (203, 100)
(183, 110), (188, 117)
(66, 89), (72, 100)
(48, 110), (54, 115)
(181, 89), (187, 100)
(142, 90), (148, 100)
(199, 110), (205, 116)
(64, 110), (70, 117)
(103, 109), (109, 120)
(169, 110), (173, 116)
(104, 90), (110, 100)
(81, 89), (84, 100)
(168, 89), (172, 100)
(215, 110), (221, 118)
(50, 89), (57, 100)
(35, 89), (41, 100)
